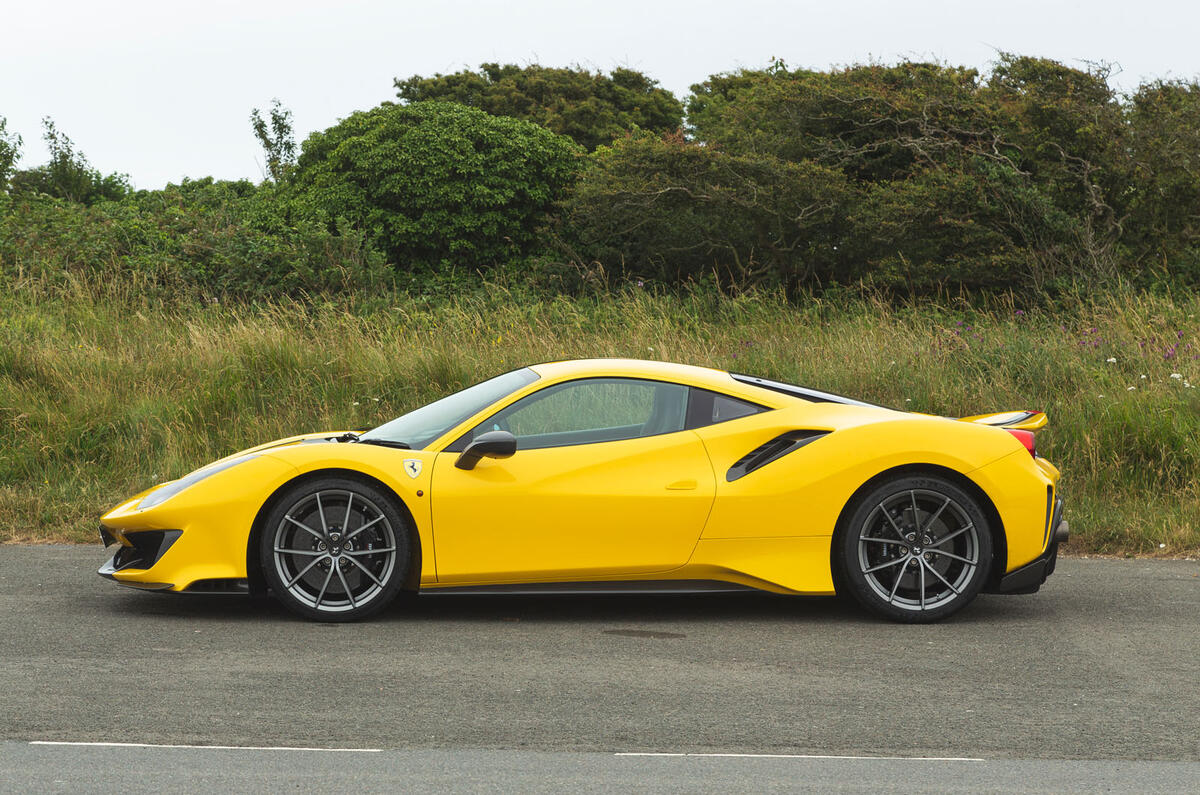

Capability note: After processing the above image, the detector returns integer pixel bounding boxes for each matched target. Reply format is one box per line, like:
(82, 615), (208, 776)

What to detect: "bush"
(847, 162), (1080, 291)
(560, 133), (852, 289)
(292, 102), (583, 273)
(0, 180), (390, 298)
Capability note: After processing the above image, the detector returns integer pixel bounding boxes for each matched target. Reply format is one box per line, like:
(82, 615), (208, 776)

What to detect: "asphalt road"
(4, 744), (1200, 794)
(1, 547), (1198, 791)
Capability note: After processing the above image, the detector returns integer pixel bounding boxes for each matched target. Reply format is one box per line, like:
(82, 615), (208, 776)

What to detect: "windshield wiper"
(356, 438), (412, 450)
(332, 431), (411, 449)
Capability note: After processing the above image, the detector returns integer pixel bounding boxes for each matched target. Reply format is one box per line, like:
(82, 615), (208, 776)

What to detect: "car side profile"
(98, 358), (1067, 622)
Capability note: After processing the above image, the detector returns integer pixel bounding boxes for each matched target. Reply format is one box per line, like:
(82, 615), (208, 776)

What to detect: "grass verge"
(2, 283), (1198, 554)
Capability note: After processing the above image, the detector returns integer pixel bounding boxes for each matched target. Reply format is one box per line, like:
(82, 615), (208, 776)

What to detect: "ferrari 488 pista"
(99, 359), (1067, 622)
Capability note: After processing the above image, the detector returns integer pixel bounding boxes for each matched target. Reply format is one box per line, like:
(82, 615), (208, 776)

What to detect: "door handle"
(665, 479), (698, 490)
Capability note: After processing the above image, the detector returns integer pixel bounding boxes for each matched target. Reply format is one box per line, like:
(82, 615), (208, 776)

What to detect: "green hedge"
(0, 180), (390, 298)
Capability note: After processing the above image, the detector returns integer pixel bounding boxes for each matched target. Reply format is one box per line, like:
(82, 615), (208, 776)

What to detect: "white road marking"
(28, 742), (982, 761)
(29, 741), (381, 753)
(615, 752), (984, 761)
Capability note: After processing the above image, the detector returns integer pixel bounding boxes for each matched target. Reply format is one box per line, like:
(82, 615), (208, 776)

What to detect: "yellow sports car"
(99, 359), (1067, 622)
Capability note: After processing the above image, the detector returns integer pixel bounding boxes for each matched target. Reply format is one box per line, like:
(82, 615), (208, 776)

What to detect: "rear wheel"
(837, 474), (992, 623)
(261, 477), (411, 622)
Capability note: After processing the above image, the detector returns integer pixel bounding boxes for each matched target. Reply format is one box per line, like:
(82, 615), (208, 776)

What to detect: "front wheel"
(836, 474), (993, 623)
(261, 477), (412, 622)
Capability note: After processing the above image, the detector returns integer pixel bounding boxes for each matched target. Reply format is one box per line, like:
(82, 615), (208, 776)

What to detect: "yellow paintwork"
(100, 358), (1060, 597)
(431, 431), (716, 583)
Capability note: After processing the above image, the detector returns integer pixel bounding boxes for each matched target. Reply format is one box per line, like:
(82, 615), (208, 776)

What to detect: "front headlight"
(138, 454), (261, 509)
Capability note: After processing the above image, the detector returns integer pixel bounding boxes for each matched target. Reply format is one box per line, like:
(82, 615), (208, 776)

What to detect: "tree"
(292, 101), (583, 271)
(250, 99), (297, 183)
(9, 118), (128, 204)
(0, 115), (20, 193)
(1123, 80), (1200, 278)
(984, 54), (1129, 259)
(683, 57), (1134, 288)
(687, 61), (1007, 183)
(395, 63), (683, 150)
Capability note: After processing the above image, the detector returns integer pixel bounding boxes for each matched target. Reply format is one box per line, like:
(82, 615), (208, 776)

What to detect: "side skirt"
(421, 579), (763, 596)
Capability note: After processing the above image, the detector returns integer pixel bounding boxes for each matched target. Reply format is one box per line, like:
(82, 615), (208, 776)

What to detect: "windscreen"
(360, 368), (539, 450)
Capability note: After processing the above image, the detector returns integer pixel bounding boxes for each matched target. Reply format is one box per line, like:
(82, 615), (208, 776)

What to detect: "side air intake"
(725, 430), (830, 482)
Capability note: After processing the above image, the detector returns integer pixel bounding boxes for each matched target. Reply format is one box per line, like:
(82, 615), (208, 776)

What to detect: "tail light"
(1006, 429), (1037, 457)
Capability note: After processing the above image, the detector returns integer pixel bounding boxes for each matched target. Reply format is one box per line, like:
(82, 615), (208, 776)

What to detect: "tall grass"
(2, 281), (1197, 554)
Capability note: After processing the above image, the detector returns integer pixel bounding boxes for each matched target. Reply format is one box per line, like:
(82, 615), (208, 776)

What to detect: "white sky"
(2, 0), (1196, 189)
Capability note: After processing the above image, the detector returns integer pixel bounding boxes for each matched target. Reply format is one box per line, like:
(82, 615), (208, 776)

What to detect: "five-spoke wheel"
(837, 475), (992, 622)
(261, 477), (411, 621)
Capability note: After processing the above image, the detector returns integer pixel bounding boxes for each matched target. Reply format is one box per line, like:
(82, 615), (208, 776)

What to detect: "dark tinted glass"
(685, 388), (767, 429)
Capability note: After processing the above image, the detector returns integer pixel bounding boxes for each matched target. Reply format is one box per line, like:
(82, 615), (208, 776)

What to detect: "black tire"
(836, 474), (993, 623)
(260, 476), (412, 622)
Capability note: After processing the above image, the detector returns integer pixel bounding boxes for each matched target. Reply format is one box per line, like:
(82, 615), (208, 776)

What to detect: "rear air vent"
(726, 430), (829, 482)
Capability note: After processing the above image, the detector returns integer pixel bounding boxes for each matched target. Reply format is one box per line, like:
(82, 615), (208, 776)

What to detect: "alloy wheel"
(271, 489), (398, 614)
(855, 488), (981, 613)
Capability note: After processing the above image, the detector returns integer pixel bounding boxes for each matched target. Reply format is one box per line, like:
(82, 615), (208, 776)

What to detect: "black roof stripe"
(729, 373), (886, 409)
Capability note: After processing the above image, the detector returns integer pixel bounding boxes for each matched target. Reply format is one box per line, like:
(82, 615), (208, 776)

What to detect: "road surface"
(1, 547), (1197, 791)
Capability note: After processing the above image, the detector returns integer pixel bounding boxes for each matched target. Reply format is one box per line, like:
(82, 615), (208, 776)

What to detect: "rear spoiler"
(958, 410), (1047, 432)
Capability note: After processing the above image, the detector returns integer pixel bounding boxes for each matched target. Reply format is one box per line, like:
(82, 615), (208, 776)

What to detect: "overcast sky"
(3, 0), (1197, 188)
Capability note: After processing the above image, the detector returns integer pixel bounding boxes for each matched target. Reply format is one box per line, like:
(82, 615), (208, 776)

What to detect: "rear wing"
(958, 410), (1047, 432)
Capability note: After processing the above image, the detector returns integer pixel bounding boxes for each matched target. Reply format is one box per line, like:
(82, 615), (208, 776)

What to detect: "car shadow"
(99, 586), (1051, 627)
(391, 590), (860, 624)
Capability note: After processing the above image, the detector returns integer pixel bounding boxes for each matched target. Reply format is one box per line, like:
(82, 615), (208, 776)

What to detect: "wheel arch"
(246, 467), (423, 596)
(830, 463), (1007, 592)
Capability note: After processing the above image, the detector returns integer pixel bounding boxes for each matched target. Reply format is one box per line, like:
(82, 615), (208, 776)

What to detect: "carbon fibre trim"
(423, 580), (760, 596)
(1043, 486), (1055, 548)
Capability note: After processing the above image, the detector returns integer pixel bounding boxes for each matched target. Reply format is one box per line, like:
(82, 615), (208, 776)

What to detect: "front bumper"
(990, 497), (1069, 594)
(98, 525), (251, 594)
(97, 453), (302, 592)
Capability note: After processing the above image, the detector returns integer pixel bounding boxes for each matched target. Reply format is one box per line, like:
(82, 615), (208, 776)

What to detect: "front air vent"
(726, 430), (830, 482)
(111, 529), (183, 571)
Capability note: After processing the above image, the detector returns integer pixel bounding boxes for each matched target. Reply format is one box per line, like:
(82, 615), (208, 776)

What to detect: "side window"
(456, 378), (690, 451)
(685, 388), (767, 429)
(713, 394), (764, 422)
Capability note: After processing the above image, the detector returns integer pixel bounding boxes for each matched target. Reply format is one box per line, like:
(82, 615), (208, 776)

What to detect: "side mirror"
(454, 430), (517, 470)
